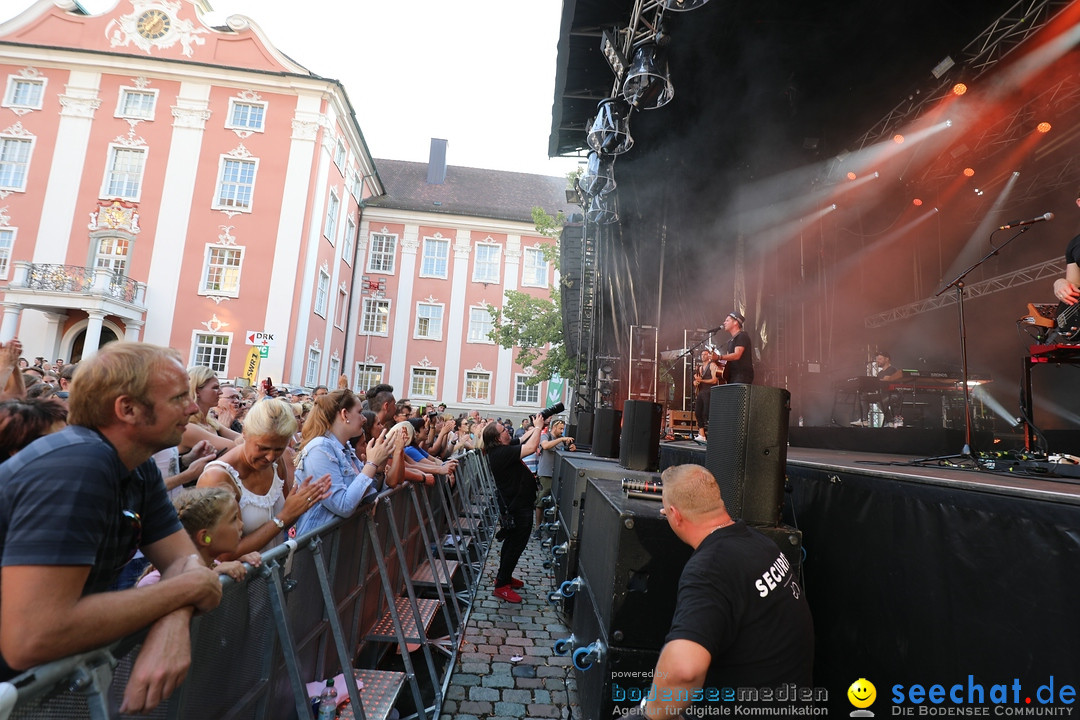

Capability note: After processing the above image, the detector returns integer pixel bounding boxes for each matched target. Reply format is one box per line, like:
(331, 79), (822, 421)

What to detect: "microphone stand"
(673, 326), (724, 439)
(910, 225), (1030, 467)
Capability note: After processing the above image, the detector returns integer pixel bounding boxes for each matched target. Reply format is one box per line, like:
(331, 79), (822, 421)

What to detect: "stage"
(558, 438), (1080, 716)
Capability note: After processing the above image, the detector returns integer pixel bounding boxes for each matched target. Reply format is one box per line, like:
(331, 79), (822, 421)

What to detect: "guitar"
(1051, 301), (1080, 341)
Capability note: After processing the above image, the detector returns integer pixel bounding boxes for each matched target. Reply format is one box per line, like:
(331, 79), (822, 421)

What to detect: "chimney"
(427, 138), (448, 185)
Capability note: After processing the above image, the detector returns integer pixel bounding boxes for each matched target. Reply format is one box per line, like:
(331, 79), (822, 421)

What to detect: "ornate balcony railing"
(9, 262), (145, 305)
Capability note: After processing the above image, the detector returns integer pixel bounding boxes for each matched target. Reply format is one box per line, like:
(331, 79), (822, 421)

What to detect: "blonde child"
(139, 487), (262, 586)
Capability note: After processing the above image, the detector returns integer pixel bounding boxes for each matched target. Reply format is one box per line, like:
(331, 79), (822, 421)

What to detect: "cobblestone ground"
(439, 532), (579, 720)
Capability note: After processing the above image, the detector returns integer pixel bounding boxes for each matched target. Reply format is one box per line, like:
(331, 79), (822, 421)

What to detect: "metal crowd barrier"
(0, 450), (498, 720)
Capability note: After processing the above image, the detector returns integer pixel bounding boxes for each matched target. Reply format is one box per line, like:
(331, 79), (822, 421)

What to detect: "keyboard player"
(850, 350), (904, 427)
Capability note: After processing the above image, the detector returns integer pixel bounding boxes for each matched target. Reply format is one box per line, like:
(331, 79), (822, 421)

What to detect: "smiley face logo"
(847, 678), (877, 709)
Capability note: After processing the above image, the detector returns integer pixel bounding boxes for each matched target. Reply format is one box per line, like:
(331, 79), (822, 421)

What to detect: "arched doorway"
(69, 326), (120, 363)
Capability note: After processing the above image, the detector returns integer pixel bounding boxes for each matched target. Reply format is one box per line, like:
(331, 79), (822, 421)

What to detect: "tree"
(487, 197), (577, 385)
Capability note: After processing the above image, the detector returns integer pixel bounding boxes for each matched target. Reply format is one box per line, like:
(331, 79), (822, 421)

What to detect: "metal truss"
(864, 258), (1066, 327)
(854, 0), (1073, 150)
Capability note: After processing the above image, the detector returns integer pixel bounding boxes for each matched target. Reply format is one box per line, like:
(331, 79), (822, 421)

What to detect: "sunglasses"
(117, 509), (143, 570)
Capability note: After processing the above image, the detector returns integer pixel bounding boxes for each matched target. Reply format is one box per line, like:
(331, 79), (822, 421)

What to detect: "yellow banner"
(241, 346), (261, 385)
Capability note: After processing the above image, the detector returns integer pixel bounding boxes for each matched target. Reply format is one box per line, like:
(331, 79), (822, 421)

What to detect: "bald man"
(640, 465), (813, 717)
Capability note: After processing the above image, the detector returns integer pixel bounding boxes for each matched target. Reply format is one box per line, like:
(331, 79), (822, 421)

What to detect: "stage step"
(365, 597), (440, 644)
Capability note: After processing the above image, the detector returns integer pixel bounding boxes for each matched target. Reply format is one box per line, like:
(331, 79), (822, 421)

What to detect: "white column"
(496, 235), (522, 408)
(388, 226), (420, 393)
(441, 231), (471, 403)
(35, 71), (101, 264)
(124, 321), (144, 342)
(0, 303), (23, 343)
(142, 83), (211, 344)
(83, 311), (106, 358)
(41, 312), (68, 360)
(343, 220), (371, 379)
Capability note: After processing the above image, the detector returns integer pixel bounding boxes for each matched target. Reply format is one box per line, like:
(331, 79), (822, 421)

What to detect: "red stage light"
(846, 171), (857, 180)
(963, 168), (975, 177)
(913, 198), (923, 206)
(952, 83), (968, 96)
(893, 134), (904, 144)
(1037, 122), (1052, 134)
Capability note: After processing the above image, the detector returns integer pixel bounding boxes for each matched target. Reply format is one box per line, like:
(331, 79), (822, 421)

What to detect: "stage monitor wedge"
(705, 384), (790, 525)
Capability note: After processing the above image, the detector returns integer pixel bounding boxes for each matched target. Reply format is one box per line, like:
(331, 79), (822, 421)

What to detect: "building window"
(305, 346), (321, 387)
(3, 76), (45, 111)
(367, 233), (396, 274)
(361, 297), (391, 335)
(0, 137), (32, 191)
(473, 243), (500, 284)
(314, 269), (330, 317)
(522, 247), (549, 288)
(342, 216), (356, 265)
(354, 362), (383, 393)
(116, 88), (157, 120)
(103, 146), (146, 200)
(467, 307), (494, 344)
(0, 227), (13, 279)
(334, 139), (347, 171)
(200, 245), (243, 297)
(226, 99), (266, 132)
(192, 332), (230, 374)
(464, 371), (491, 402)
(214, 157), (257, 211)
(328, 356), (340, 385)
(414, 303), (443, 340)
(324, 190), (339, 243)
(410, 367), (438, 399)
(335, 287), (348, 329)
(94, 236), (130, 274)
(420, 237), (449, 278)
(515, 375), (541, 405)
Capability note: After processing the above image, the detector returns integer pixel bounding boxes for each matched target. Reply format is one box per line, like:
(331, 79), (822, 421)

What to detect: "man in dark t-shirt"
(640, 464), (814, 718)
(717, 311), (754, 384)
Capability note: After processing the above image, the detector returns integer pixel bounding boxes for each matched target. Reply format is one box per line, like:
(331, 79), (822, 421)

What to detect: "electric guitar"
(1051, 301), (1080, 341)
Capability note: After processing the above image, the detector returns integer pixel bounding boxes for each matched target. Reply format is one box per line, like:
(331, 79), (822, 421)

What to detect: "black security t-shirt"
(665, 522), (814, 697)
(485, 443), (537, 512)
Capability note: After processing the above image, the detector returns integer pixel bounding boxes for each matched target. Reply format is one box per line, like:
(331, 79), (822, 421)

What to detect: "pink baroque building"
(357, 148), (575, 417)
(0, 0), (382, 388)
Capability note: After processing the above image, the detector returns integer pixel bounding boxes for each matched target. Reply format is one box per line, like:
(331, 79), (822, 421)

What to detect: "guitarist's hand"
(1054, 278), (1080, 305)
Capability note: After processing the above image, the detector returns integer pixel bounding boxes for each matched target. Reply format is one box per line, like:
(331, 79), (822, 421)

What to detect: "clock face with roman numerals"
(136, 9), (171, 40)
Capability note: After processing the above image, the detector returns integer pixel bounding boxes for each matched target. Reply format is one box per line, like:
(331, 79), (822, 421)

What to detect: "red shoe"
(509, 577), (525, 589)
(493, 584), (522, 603)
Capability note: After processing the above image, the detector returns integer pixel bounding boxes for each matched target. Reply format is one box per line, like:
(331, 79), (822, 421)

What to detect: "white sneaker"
(696, 434), (707, 443)
(849, 419), (868, 427)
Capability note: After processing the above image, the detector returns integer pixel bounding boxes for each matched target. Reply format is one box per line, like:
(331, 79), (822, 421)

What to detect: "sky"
(1, 0), (583, 179)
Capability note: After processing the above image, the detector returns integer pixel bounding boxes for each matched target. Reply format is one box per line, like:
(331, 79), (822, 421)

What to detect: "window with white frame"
(420, 237), (449, 278)
(514, 375), (541, 405)
(305, 347), (321, 387)
(342, 216), (356, 265)
(199, 245), (243, 296)
(192, 332), (230, 374)
(467, 307), (495, 343)
(464, 371), (491, 402)
(473, 243), (500, 284)
(522, 246), (549, 288)
(3, 76), (44, 111)
(334, 139), (347, 170)
(226, 99), (266, 132)
(410, 367), (438, 399)
(0, 137), (32, 191)
(103, 146), (146, 200)
(324, 190), (339, 243)
(335, 287), (348, 329)
(367, 233), (396, 274)
(360, 297), (391, 335)
(94, 236), (130, 274)
(414, 303), (443, 340)
(214, 157), (257, 211)
(0, 228), (13, 280)
(116, 88), (157, 121)
(354, 363), (383, 393)
(314, 270), (330, 317)
(328, 356), (340, 385)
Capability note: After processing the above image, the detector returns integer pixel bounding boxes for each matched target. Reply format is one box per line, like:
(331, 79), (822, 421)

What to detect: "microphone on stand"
(998, 212), (1054, 230)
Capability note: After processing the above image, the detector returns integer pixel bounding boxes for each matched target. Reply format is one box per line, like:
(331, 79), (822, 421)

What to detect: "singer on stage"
(693, 349), (722, 441)
(716, 311), (754, 384)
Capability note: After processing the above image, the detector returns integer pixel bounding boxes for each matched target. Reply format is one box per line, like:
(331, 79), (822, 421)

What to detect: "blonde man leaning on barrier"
(0, 343), (224, 713)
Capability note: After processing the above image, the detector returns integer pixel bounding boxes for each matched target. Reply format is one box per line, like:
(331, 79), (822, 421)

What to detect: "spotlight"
(963, 168), (975, 177)
(913, 198), (923, 206)
(945, 119), (953, 128)
(587, 98), (634, 156)
(952, 83), (968, 96)
(660, 0), (711, 10)
(578, 151), (616, 196)
(893, 134), (905, 144)
(622, 44), (674, 110)
(1037, 122), (1052, 133)
(846, 171), (857, 180)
